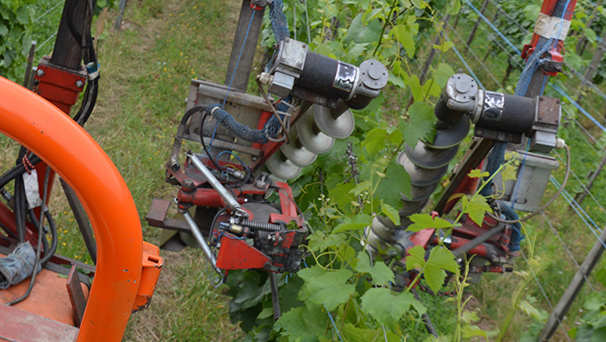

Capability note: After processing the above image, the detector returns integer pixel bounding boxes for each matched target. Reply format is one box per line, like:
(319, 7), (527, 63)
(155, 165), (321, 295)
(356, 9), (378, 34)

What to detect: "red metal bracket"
(216, 233), (271, 269)
(35, 56), (87, 115)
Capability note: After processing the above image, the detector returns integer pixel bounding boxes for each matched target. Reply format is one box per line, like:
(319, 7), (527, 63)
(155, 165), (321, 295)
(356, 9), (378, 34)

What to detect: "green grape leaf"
(341, 324), (384, 342)
(462, 325), (489, 339)
(330, 182), (357, 216)
(502, 164), (518, 183)
(407, 74), (424, 102)
(391, 24), (416, 57)
(461, 195), (492, 226)
(275, 306), (328, 342)
(432, 62), (455, 87)
(16, 7), (30, 25)
(333, 214), (372, 233)
(410, 0), (428, 9)
(468, 169), (489, 178)
(433, 40), (455, 53)
(307, 231), (347, 252)
(423, 79), (442, 98)
(354, 252), (394, 286)
(388, 72), (406, 88)
(349, 180), (371, 197)
(298, 267), (355, 311)
(341, 323), (402, 342)
(381, 201), (401, 226)
(355, 252), (394, 286)
(447, 0), (461, 15)
(344, 13), (382, 45)
(406, 246), (459, 294)
(401, 101), (436, 147)
(361, 288), (426, 327)
(583, 27), (597, 42)
(375, 159), (412, 209)
(362, 128), (388, 155)
(407, 213), (452, 232)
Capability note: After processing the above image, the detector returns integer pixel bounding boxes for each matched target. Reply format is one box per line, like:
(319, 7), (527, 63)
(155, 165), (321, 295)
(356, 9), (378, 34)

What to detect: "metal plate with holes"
(536, 96), (560, 128)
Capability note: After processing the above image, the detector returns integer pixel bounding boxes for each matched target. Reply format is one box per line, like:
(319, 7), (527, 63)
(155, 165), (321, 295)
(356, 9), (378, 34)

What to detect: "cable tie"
(22, 155), (34, 175)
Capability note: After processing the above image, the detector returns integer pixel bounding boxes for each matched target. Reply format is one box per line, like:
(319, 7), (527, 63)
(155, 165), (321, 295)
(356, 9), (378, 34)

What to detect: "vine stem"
(373, 0), (400, 56)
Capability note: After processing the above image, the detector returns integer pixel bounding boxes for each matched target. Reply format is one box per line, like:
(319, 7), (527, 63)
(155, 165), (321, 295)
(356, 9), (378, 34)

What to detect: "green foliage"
(408, 213), (453, 232)
(298, 267), (356, 311)
(570, 292), (606, 342)
(0, 0), (34, 81)
(406, 245), (459, 294)
(361, 288), (426, 328)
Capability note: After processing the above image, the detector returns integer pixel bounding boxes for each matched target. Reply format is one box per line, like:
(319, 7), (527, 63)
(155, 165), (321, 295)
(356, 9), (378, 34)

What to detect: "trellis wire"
(520, 250), (573, 341)
(542, 213), (597, 292)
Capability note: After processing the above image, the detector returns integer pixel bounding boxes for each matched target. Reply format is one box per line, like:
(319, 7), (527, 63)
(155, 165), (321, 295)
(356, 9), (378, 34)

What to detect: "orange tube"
(0, 76), (142, 341)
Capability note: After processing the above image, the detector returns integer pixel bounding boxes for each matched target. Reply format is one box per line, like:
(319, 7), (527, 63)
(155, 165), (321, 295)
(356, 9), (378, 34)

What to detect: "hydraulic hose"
(0, 155), (42, 190)
(168, 105), (205, 170)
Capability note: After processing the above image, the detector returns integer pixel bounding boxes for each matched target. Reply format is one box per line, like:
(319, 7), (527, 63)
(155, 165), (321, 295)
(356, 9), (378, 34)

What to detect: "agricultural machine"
(0, 1), (162, 341)
(147, 0), (569, 324)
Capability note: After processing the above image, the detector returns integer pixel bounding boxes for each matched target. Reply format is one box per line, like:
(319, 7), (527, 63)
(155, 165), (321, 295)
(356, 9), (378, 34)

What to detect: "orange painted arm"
(0, 76), (148, 341)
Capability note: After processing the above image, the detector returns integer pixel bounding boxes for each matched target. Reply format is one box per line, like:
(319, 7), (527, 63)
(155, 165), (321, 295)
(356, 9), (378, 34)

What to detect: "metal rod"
(188, 153), (241, 211)
(412, 289), (438, 337)
(224, 1), (265, 91)
(182, 210), (222, 275)
(23, 41), (36, 88)
(114, 0), (127, 29)
(60, 178), (97, 264)
(270, 272), (281, 321)
(452, 223), (506, 258)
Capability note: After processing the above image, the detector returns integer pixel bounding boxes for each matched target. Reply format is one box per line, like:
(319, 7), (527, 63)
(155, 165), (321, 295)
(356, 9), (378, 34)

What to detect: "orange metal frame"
(0, 76), (155, 341)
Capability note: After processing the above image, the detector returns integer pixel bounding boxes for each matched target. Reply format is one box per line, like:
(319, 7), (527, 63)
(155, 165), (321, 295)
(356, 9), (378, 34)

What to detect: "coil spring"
(239, 219), (282, 232)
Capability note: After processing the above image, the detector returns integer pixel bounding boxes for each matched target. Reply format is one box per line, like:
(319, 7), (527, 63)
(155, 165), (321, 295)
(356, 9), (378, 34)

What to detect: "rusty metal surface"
(536, 96), (560, 127)
(0, 251), (88, 327)
(145, 198), (190, 233)
(433, 137), (496, 214)
(0, 304), (79, 342)
(67, 266), (87, 327)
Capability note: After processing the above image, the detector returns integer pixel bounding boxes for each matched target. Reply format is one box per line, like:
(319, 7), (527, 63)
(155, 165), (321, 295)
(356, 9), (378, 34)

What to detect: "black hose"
(0, 155), (41, 190)
(40, 211), (58, 267)
(200, 112), (224, 172)
(27, 208), (49, 255)
(7, 167), (50, 306)
(209, 207), (230, 243)
(169, 105), (205, 169)
(14, 176), (26, 243)
(0, 221), (17, 240)
(73, 77), (98, 126)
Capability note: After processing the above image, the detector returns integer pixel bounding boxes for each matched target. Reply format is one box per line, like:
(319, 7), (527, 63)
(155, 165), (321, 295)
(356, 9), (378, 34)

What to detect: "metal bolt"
(36, 69), (45, 77)
(182, 179), (195, 191)
(76, 80), (84, 88)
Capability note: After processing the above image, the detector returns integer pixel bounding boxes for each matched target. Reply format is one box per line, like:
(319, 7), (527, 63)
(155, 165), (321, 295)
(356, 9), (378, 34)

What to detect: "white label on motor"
(23, 169), (43, 208)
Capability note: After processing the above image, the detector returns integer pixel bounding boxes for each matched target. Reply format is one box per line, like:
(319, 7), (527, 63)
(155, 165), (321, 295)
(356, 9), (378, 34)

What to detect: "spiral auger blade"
(365, 76), (477, 257)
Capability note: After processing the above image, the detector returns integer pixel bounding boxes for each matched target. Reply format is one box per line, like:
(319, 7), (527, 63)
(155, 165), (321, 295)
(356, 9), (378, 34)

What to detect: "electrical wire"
(542, 213), (596, 292)
(7, 167), (50, 306)
(200, 111), (225, 172)
(27, 208), (49, 255)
